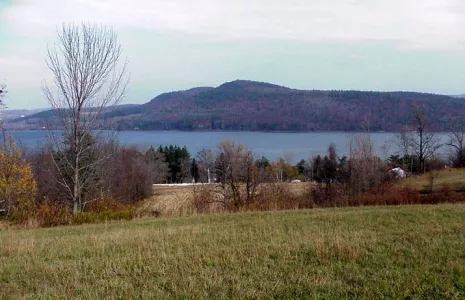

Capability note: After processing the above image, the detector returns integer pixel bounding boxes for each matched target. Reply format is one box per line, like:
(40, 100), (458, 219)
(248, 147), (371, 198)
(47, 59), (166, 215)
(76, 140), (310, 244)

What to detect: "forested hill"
(11, 80), (465, 131)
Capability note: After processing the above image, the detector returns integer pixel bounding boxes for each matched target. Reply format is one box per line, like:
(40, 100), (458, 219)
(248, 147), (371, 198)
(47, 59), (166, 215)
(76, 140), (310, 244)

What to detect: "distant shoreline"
(1, 128), (400, 134)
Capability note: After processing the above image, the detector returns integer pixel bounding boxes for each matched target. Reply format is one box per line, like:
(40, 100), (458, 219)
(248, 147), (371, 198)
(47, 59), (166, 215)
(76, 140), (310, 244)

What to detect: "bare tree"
(348, 133), (388, 196)
(446, 118), (465, 167)
(214, 140), (259, 210)
(196, 148), (215, 183)
(0, 84), (6, 107)
(106, 146), (153, 203)
(427, 157), (443, 193)
(398, 104), (441, 174)
(145, 147), (169, 184)
(283, 150), (295, 165)
(42, 24), (128, 214)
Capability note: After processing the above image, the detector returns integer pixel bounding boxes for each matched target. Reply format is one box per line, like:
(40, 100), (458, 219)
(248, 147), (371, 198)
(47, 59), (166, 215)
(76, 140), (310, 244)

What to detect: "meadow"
(1, 204), (465, 299)
(398, 168), (465, 192)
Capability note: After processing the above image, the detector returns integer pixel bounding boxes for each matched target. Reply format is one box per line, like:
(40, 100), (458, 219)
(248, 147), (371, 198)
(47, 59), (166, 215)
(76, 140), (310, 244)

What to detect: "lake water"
(5, 130), (451, 162)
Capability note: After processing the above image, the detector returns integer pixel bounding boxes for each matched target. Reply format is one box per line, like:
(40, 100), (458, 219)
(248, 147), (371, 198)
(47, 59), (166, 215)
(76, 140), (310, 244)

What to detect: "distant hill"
(8, 80), (465, 131)
(0, 108), (48, 121)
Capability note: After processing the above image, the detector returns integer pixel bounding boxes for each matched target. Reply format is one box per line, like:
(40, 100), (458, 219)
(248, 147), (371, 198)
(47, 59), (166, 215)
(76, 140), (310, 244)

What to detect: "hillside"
(9, 80), (465, 131)
(0, 108), (48, 121)
(398, 168), (465, 192)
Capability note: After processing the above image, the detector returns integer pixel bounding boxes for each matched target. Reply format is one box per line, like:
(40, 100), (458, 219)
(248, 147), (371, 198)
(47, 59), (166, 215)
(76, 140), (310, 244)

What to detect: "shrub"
(36, 200), (71, 227)
(105, 147), (153, 204)
(0, 136), (38, 224)
(73, 209), (133, 225)
(251, 183), (313, 211)
(192, 185), (218, 214)
(85, 196), (129, 213)
(312, 184), (347, 207)
(8, 196), (36, 225)
(439, 183), (453, 197)
(27, 150), (64, 205)
(74, 196), (136, 224)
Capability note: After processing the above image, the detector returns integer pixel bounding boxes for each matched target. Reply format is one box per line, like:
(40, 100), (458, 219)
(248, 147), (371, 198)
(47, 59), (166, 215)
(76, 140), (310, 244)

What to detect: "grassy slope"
(1, 205), (465, 299)
(398, 168), (465, 191)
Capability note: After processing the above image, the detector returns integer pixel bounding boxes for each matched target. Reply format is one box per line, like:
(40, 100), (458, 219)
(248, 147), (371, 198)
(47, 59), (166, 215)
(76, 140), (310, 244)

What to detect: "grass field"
(1, 205), (465, 299)
(398, 168), (465, 192)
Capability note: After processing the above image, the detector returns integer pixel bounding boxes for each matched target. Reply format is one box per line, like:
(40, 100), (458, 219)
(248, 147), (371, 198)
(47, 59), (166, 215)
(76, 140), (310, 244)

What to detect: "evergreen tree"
(190, 159), (200, 183)
(157, 145), (191, 183)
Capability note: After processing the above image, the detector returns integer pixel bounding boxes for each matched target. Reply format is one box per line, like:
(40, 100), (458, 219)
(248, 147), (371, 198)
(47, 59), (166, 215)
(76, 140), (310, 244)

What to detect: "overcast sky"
(1, 0), (465, 109)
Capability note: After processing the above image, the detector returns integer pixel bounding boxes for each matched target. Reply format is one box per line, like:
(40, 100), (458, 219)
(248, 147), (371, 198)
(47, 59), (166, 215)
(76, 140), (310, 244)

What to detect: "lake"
(5, 130), (451, 162)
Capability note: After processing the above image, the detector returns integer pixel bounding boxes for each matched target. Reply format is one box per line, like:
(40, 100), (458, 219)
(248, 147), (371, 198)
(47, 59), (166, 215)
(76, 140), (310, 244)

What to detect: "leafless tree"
(42, 24), (128, 214)
(0, 84), (6, 108)
(348, 134), (372, 195)
(145, 147), (169, 184)
(214, 140), (259, 210)
(347, 131), (389, 196)
(283, 150), (295, 165)
(446, 118), (465, 167)
(106, 146), (153, 204)
(196, 148), (215, 183)
(398, 104), (441, 174)
(427, 157), (443, 193)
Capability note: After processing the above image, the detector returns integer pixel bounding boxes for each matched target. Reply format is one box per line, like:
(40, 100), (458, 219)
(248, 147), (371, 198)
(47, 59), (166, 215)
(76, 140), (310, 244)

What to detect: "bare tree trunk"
(73, 153), (80, 214)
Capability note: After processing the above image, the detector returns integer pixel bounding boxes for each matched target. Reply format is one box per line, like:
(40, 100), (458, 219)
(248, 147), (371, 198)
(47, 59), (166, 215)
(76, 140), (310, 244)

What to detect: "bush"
(346, 182), (465, 207)
(192, 182), (315, 213)
(105, 147), (154, 204)
(0, 136), (38, 223)
(73, 196), (136, 224)
(192, 185), (218, 214)
(85, 196), (129, 213)
(73, 210), (133, 225)
(8, 197), (36, 225)
(36, 200), (71, 227)
(251, 183), (313, 211)
(8, 195), (137, 227)
(312, 184), (347, 207)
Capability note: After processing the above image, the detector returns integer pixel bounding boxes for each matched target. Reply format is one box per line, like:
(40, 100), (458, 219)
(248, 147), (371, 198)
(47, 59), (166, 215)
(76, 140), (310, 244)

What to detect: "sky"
(1, 0), (465, 109)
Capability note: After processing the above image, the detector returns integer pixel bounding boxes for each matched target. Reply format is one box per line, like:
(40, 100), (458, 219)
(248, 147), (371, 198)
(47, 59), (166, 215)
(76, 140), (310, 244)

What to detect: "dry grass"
(140, 182), (314, 217)
(1, 205), (465, 299)
(398, 168), (465, 191)
(138, 185), (195, 217)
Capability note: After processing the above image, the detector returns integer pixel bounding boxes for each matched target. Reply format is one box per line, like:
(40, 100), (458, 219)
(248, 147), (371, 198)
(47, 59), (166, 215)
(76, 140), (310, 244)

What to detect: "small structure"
(290, 179), (302, 183)
(390, 167), (406, 178)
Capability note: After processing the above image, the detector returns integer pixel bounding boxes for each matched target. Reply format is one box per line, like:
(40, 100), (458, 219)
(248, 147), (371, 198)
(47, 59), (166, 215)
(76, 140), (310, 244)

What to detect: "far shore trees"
(42, 24), (128, 214)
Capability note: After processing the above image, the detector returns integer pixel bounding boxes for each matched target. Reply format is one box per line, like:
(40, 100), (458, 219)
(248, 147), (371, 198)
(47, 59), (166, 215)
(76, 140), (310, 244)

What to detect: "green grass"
(1, 205), (465, 299)
(399, 168), (465, 191)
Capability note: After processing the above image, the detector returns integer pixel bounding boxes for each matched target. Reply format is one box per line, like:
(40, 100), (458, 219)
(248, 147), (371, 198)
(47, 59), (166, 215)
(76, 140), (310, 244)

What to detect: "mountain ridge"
(8, 80), (465, 132)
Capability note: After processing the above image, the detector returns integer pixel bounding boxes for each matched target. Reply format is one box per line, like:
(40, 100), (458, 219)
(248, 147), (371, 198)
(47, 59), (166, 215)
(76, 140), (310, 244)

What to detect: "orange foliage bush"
(0, 137), (38, 224)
